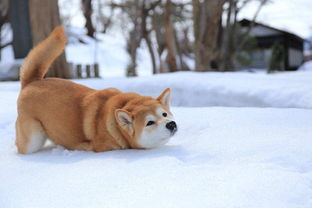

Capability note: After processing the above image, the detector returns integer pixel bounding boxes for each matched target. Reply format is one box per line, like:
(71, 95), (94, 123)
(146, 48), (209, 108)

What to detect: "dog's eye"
(162, 112), (167, 117)
(146, 121), (155, 126)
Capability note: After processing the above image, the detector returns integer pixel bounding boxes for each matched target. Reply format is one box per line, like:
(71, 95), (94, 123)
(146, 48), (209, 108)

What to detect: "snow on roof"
(240, 19), (305, 41)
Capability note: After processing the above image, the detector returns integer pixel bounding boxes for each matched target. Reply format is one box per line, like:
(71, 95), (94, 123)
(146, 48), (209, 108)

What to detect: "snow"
(298, 60), (312, 72)
(0, 58), (23, 81)
(0, 74), (312, 208)
(72, 71), (312, 108)
(0, 2), (311, 206)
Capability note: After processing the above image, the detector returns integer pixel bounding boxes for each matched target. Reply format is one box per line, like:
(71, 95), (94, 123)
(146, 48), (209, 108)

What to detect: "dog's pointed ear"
(157, 88), (171, 107)
(115, 109), (134, 136)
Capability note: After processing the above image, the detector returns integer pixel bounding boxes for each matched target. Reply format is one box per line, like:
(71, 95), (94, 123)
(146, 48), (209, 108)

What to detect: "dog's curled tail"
(20, 26), (66, 88)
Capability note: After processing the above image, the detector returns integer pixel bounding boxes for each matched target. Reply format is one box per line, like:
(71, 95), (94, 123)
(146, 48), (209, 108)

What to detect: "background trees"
(0, 0), (270, 78)
(102, 0), (268, 75)
(219, 0), (268, 72)
(7, 0), (70, 78)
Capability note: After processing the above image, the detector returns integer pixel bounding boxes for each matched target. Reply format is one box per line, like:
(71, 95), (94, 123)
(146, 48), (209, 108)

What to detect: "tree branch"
(237, 0), (268, 51)
(0, 41), (12, 49)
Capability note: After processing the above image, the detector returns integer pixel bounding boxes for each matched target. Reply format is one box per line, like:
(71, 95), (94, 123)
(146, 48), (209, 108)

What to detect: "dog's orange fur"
(15, 26), (172, 154)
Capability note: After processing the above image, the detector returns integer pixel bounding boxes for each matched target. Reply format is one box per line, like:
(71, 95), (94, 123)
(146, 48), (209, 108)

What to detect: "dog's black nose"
(166, 121), (177, 132)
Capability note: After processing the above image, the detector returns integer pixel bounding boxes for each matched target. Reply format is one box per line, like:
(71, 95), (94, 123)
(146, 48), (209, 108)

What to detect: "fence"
(69, 63), (100, 79)
(0, 62), (101, 81)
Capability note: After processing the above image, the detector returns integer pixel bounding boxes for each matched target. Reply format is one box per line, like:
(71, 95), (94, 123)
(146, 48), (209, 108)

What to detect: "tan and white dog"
(15, 26), (177, 154)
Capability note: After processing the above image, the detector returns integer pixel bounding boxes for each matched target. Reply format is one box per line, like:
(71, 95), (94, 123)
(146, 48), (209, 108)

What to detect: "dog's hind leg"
(15, 116), (47, 154)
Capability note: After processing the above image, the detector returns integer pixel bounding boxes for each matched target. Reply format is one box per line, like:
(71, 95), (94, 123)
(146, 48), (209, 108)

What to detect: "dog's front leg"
(91, 138), (120, 152)
(72, 141), (93, 151)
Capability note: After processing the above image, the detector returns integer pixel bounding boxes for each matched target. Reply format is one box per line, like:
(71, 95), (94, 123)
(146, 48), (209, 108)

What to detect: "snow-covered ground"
(76, 71), (312, 108)
(0, 74), (312, 208)
(1, 2), (312, 207)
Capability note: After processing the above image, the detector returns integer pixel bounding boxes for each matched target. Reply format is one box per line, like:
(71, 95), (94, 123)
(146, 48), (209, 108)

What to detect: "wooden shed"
(239, 19), (304, 71)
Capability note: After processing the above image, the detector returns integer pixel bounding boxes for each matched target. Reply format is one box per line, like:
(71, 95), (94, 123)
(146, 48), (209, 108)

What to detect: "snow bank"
(0, 104), (311, 208)
(0, 59), (23, 81)
(299, 60), (312, 71)
(72, 71), (312, 108)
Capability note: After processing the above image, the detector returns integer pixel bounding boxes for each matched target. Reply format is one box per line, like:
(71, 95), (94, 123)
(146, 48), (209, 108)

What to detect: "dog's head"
(115, 88), (177, 149)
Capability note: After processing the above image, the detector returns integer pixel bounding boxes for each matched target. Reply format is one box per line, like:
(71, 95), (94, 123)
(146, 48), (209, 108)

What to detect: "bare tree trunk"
(174, 30), (184, 70)
(192, 0), (201, 71)
(126, 29), (141, 77)
(126, 0), (141, 77)
(127, 38), (137, 77)
(226, 1), (238, 71)
(152, 12), (166, 73)
(219, 0), (236, 71)
(29, 0), (70, 78)
(141, 2), (158, 74)
(144, 34), (157, 74)
(192, 0), (226, 72)
(82, 0), (95, 38)
(126, 28), (140, 76)
(164, 0), (177, 72)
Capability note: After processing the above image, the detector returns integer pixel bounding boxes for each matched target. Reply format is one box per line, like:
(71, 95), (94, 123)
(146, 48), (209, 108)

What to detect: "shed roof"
(239, 19), (304, 42)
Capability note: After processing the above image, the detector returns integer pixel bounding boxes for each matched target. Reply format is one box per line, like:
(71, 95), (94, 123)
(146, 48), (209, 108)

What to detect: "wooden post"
(68, 62), (74, 78)
(86, 64), (91, 78)
(76, 64), (82, 79)
(94, 63), (100, 78)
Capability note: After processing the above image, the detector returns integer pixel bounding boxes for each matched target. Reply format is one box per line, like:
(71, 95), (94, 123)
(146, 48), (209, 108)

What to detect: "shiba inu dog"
(15, 27), (177, 154)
